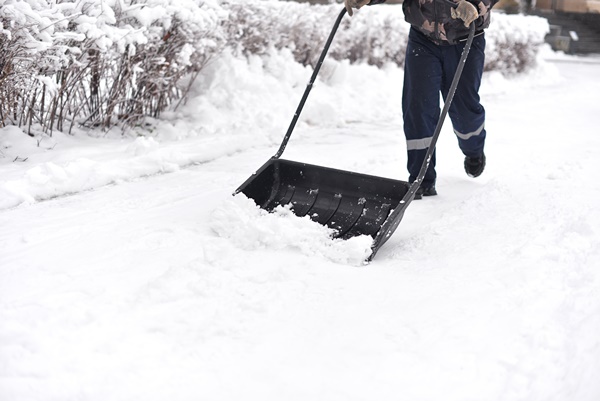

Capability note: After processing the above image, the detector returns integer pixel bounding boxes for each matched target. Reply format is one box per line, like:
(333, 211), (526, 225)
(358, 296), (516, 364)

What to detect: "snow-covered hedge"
(0, 0), (548, 135)
(224, 2), (549, 72)
(484, 13), (551, 73)
(0, 0), (226, 134)
(223, 2), (409, 67)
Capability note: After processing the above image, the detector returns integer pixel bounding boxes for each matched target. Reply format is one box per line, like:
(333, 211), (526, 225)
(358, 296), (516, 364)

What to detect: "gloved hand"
(451, 0), (479, 27)
(344, 0), (370, 17)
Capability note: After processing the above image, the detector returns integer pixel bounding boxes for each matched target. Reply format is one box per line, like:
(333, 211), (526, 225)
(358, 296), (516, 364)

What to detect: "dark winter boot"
(464, 153), (486, 178)
(414, 186), (438, 200)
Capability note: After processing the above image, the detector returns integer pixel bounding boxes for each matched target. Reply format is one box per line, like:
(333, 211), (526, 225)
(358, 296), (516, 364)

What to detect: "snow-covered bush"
(222, 2), (409, 68)
(224, 2), (548, 72)
(1, 0), (226, 134)
(485, 13), (550, 73)
(223, 1), (331, 66)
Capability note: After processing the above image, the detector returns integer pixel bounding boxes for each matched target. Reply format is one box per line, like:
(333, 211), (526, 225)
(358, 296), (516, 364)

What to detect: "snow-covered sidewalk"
(1, 52), (600, 401)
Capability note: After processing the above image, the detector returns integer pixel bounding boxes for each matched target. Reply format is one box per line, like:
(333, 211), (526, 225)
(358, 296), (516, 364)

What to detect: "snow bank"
(0, 48), (405, 208)
(0, 41), (559, 210)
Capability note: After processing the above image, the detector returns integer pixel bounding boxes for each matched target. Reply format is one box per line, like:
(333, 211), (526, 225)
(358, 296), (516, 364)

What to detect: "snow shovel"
(235, 5), (477, 262)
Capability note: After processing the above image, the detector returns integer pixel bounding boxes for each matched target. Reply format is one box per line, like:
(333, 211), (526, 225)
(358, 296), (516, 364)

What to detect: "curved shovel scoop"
(236, 157), (412, 261)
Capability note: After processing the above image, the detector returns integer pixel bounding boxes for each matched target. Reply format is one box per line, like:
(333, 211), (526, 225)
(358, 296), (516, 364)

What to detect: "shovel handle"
(273, 7), (347, 159)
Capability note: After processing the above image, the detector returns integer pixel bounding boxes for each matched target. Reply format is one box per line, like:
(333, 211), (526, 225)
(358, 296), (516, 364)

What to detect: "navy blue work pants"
(403, 27), (487, 188)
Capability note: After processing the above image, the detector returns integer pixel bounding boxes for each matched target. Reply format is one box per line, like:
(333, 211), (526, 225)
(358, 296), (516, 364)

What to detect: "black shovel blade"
(235, 158), (411, 254)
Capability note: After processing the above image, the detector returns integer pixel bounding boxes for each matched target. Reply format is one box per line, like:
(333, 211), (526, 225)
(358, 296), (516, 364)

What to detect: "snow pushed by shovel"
(211, 194), (374, 266)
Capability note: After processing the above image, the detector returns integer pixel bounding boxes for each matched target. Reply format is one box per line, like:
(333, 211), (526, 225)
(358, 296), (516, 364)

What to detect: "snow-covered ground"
(1, 46), (600, 400)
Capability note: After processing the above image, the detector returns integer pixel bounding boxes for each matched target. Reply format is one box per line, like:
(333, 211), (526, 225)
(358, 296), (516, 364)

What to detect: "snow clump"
(210, 194), (373, 266)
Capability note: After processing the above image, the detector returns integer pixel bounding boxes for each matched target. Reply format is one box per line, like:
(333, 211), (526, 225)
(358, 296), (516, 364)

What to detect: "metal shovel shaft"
(273, 8), (348, 159)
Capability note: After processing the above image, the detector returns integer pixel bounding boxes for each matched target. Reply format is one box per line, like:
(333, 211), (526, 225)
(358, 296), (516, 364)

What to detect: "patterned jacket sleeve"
(470, 0), (498, 20)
